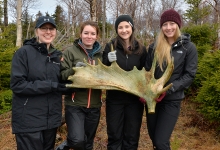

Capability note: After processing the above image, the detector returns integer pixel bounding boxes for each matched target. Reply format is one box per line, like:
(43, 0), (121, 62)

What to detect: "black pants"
(106, 101), (144, 150)
(146, 100), (181, 150)
(15, 128), (57, 150)
(65, 105), (100, 150)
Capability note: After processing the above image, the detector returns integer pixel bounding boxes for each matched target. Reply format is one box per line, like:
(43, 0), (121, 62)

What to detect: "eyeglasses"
(39, 27), (56, 32)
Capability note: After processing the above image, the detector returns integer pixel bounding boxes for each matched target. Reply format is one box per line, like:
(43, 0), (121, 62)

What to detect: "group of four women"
(10, 8), (198, 150)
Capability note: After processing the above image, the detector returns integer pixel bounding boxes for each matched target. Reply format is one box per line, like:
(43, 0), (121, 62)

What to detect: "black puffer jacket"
(10, 38), (62, 133)
(145, 33), (198, 101)
(102, 39), (147, 104)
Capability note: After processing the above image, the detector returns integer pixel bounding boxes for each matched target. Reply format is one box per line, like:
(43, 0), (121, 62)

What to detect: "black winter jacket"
(10, 38), (62, 133)
(102, 39), (147, 104)
(145, 33), (198, 101)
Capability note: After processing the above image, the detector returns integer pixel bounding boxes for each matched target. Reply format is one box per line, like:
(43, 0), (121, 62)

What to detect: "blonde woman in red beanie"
(145, 9), (198, 150)
(102, 14), (147, 150)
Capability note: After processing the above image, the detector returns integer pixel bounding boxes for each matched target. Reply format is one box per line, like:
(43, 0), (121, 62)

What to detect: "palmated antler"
(66, 44), (174, 113)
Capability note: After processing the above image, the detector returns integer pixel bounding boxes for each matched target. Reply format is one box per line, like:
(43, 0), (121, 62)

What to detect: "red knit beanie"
(160, 9), (181, 28)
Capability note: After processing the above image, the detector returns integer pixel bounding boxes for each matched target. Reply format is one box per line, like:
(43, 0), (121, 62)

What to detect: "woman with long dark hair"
(102, 15), (147, 150)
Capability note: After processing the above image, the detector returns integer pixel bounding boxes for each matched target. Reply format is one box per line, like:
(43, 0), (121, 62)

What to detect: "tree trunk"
(4, 0), (8, 26)
(90, 0), (97, 21)
(16, 0), (22, 47)
(102, 0), (106, 45)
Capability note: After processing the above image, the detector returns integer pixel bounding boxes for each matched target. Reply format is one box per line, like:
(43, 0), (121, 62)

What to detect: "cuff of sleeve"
(51, 82), (58, 91)
(167, 86), (175, 95)
(69, 68), (74, 75)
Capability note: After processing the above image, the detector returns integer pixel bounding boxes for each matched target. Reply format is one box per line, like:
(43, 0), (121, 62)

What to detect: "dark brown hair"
(114, 32), (143, 54)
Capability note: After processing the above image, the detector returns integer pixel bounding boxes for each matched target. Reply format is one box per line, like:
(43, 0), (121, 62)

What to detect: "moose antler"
(66, 44), (174, 113)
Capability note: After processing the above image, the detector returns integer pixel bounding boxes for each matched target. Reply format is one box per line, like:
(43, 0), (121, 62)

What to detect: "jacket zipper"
(78, 44), (93, 108)
(86, 59), (95, 108)
(126, 54), (128, 69)
(24, 98), (28, 105)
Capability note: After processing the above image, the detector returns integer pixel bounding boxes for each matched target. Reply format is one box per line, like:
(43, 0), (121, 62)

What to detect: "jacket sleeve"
(10, 48), (58, 95)
(140, 46), (147, 69)
(145, 44), (154, 71)
(102, 43), (111, 66)
(172, 42), (198, 92)
(60, 48), (75, 81)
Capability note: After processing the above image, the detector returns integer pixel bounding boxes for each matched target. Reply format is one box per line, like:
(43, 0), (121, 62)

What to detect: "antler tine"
(150, 54), (157, 78)
(111, 44), (114, 52)
(156, 56), (174, 94)
(163, 56), (174, 83)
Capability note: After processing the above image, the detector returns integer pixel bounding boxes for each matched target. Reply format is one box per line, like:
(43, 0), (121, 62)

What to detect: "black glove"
(52, 83), (86, 94)
(53, 83), (74, 94)
(57, 83), (67, 92)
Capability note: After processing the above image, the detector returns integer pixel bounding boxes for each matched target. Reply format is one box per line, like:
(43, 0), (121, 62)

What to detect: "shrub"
(0, 24), (17, 91)
(196, 44), (212, 60)
(0, 90), (12, 114)
(182, 24), (217, 47)
(0, 47), (15, 90)
(181, 24), (216, 96)
(194, 50), (220, 88)
(181, 24), (217, 60)
(194, 50), (220, 122)
(195, 70), (220, 122)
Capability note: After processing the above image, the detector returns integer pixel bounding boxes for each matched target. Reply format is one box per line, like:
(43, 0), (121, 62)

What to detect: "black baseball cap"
(35, 16), (57, 28)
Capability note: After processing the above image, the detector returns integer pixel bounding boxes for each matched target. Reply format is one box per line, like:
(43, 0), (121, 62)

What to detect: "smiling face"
(35, 23), (56, 47)
(161, 21), (178, 42)
(80, 25), (98, 49)
(117, 21), (132, 42)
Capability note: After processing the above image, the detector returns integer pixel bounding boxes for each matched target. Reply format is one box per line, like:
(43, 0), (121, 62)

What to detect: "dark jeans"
(146, 100), (181, 150)
(106, 101), (144, 150)
(15, 128), (57, 150)
(65, 105), (101, 150)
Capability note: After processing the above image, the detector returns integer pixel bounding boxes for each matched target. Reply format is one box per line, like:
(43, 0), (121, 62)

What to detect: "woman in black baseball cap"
(10, 16), (71, 150)
(34, 16), (57, 49)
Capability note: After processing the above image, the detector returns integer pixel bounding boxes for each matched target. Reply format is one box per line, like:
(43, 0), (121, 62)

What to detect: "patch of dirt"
(1, 98), (220, 150)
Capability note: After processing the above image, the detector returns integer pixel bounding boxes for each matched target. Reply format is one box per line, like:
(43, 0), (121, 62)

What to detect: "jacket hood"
(172, 33), (191, 48)
(23, 38), (60, 55)
(74, 38), (102, 58)
(148, 33), (192, 54)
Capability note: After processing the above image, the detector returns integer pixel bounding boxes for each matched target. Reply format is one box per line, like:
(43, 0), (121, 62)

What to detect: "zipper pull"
(47, 56), (51, 62)
(24, 98), (28, 105)
(126, 54), (128, 59)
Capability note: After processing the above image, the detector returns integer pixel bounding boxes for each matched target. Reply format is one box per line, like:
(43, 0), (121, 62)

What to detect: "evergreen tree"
(53, 5), (65, 31)
(23, 10), (29, 39)
(184, 0), (211, 25)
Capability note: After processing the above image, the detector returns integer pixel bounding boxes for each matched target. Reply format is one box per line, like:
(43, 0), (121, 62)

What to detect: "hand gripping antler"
(66, 44), (174, 113)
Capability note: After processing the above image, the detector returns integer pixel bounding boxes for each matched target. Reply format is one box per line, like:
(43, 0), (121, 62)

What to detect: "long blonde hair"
(154, 27), (181, 71)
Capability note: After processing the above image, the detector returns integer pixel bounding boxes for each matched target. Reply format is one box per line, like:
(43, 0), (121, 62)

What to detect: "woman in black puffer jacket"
(10, 16), (70, 150)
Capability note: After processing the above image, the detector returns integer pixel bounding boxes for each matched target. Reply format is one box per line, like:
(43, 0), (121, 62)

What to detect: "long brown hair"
(154, 26), (181, 71)
(114, 31), (143, 54)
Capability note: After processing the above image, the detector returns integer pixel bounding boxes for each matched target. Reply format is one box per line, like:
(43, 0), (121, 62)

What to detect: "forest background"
(0, 0), (220, 149)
